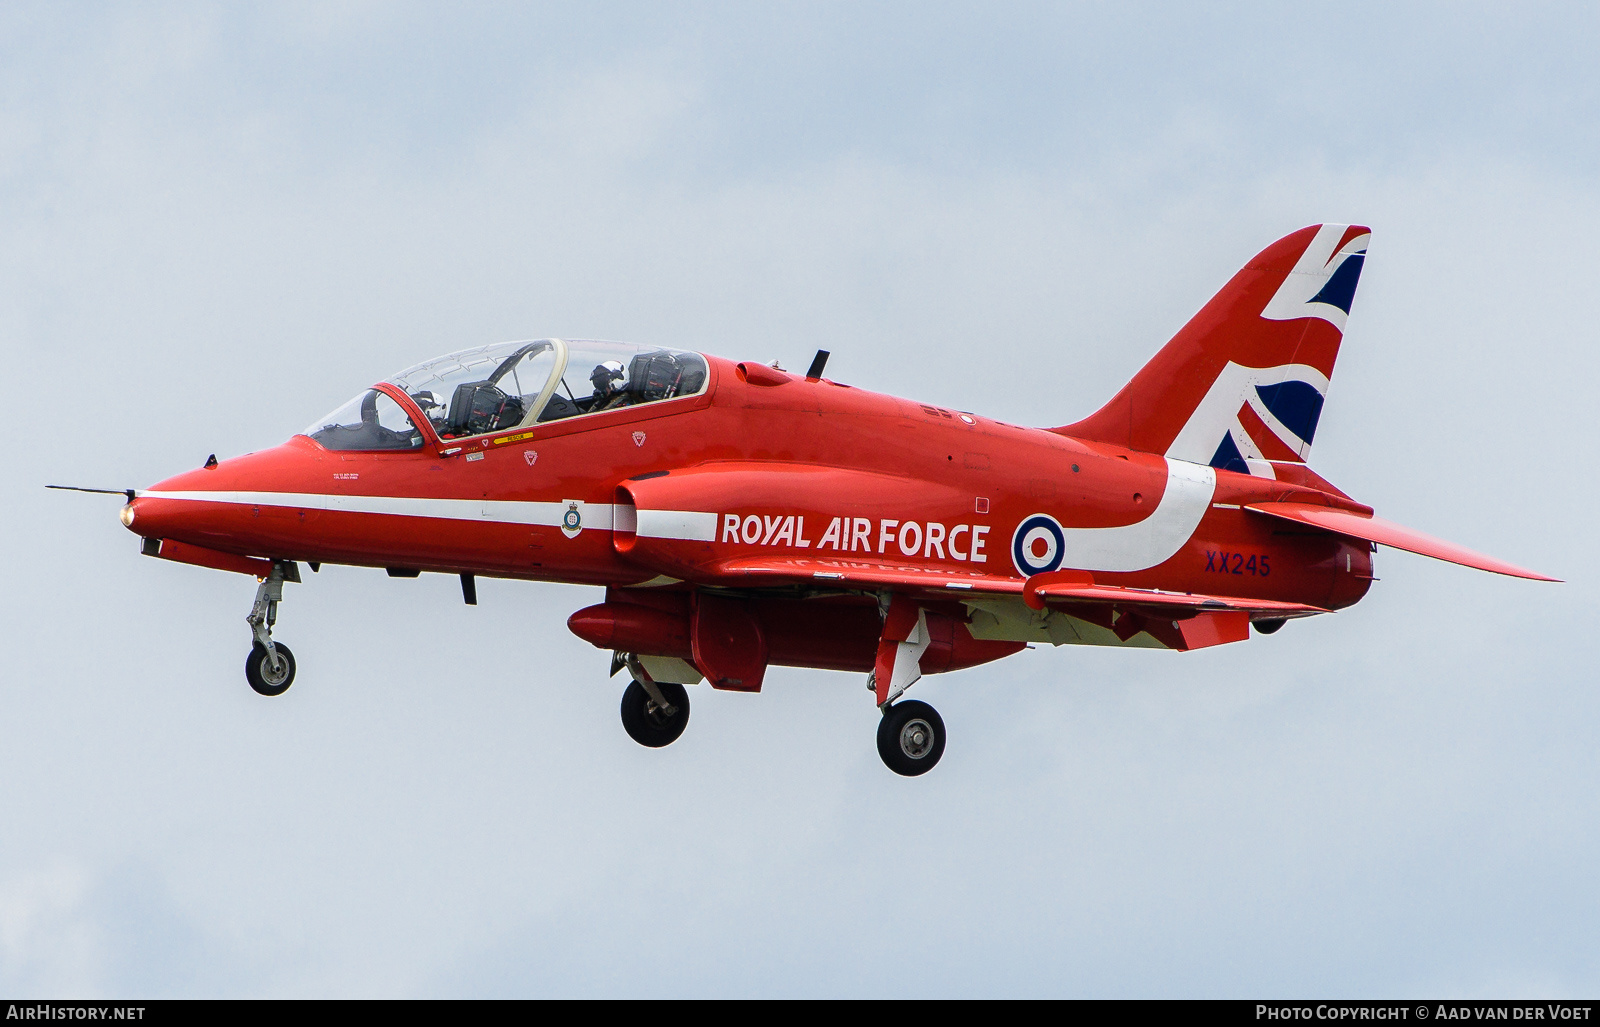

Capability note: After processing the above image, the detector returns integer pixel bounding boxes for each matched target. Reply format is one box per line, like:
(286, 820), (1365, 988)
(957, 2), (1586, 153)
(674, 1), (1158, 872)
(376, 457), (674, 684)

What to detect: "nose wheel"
(877, 700), (946, 776)
(244, 561), (299, 697)
(245, 642), (296, 696)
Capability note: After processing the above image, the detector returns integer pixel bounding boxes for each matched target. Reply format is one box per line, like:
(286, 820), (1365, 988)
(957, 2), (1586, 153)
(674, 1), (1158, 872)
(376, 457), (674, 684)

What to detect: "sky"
(2, 1), (1597, 998)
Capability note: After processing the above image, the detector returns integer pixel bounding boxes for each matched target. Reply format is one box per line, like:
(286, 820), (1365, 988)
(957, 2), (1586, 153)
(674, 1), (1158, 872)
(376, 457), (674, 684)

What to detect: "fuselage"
(124, 353), (1373, 672)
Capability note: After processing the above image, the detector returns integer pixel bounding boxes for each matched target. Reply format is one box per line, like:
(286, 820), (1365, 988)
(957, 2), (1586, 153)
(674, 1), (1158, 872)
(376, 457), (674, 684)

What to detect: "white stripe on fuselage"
(635, 509), (719, 542)
(139, 490), (616, 529)
(143, 491), (719, 540)
(144, 465), (1214, 573)
(1056, 459), (1216, 573)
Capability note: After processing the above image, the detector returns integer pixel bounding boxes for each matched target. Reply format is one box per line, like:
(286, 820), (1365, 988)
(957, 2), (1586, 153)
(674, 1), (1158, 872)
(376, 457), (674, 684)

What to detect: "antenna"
(805, 349), (830, 381)
(48, 485), (136, 502)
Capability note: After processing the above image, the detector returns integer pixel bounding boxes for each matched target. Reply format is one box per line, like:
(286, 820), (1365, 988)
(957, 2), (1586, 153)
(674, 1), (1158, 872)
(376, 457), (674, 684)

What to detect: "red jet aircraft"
(61, 224), (1556, 775)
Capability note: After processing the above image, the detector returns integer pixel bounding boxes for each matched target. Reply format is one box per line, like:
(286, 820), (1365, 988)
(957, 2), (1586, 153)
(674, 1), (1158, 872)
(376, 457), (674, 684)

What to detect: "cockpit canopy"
(306, 339), (708, 451)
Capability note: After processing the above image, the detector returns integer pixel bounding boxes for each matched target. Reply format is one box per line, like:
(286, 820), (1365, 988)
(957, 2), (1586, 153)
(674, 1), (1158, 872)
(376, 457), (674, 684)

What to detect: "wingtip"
(1472, 557), (1561, 582)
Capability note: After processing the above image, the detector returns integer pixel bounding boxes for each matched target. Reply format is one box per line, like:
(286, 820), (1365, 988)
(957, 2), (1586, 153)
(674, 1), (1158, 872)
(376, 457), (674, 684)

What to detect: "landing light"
(119, 505), (135, 528)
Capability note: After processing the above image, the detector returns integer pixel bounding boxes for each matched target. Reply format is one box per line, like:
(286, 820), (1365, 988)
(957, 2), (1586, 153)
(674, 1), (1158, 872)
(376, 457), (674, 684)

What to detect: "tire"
(620, 680), (690, 748)
(1254, 618), (1285, 635)
(245, 642), (296, 697)
(876, 700), (946, 776)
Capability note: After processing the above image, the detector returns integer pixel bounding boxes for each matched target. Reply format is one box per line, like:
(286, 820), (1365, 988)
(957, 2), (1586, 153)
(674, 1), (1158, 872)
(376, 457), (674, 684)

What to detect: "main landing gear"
(877, 700), (946, 776)
(244, 561), (299, 696)
(603, 624), (948, 775)
(616, 653), (690, 748)
(869, 594), (947, 776)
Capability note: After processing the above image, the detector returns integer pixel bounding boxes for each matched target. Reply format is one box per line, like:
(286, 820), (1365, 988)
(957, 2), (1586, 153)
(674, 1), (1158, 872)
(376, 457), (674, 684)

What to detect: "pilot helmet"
(410, 390), (446, 412)
(590, 360), (626, 394)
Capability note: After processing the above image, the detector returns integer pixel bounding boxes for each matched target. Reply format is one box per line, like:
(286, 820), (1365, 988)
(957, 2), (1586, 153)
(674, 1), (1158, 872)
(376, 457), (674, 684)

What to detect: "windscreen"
(305, 389), (424, 450)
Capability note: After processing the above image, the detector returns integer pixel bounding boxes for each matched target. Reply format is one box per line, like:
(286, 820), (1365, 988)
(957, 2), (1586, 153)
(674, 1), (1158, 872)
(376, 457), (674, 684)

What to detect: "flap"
(1024, 571), (1328, 617)
(1244, 502), (1558, 582)
(708, 555), (1026, 600)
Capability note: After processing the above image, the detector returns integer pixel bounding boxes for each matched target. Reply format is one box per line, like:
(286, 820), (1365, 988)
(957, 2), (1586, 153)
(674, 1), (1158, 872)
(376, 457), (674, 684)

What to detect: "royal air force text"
(721, 515), (990, 562)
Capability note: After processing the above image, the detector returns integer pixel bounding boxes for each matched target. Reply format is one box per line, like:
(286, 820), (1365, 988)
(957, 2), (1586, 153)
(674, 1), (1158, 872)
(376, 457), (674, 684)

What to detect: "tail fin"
(1058, 224), (1369, 478)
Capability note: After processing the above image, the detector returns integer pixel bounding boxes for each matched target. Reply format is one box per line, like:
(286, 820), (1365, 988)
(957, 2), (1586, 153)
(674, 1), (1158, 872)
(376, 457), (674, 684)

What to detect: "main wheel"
(877, 700), (946, 776)
(620, 680), (690, 748)
(245, 642), (296, 697)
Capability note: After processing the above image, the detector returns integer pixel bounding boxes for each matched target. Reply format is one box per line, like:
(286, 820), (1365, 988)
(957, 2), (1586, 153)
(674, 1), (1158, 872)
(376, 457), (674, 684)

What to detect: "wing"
(705, 557), (1322, 651)
(1244, 502), (1559, 581)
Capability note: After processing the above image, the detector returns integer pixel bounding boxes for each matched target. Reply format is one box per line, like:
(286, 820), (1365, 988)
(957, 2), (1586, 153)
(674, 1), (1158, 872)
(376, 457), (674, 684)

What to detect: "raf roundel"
(1011, 513), (1066, 576)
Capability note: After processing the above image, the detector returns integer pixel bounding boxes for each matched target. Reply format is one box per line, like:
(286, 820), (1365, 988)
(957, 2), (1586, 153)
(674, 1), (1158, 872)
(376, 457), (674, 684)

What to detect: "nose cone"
(122, 487), (201, 543)
(123, 437), (323, 552)
(123, 464), (221, 540)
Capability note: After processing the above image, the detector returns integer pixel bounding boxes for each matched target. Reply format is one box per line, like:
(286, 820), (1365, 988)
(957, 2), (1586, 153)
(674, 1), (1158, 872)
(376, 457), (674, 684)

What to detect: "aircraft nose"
(121, 489), (199, 542)
(122, 438), (319, 551)
(120, 458), (213, 539)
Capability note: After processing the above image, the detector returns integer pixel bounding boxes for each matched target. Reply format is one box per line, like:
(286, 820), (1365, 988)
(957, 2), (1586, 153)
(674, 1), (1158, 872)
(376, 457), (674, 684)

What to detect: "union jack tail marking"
(1057, 224), (1369, 479)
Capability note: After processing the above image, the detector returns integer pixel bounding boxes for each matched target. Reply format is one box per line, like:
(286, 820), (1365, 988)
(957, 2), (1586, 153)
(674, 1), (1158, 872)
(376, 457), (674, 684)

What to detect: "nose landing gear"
(244, 561), (299, 696)
(245, 641), (296, 696)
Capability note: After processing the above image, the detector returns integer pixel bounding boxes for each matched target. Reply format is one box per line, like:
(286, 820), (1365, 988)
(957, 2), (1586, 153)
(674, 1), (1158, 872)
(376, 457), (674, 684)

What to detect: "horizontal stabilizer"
(1244, 502), (1558, 581)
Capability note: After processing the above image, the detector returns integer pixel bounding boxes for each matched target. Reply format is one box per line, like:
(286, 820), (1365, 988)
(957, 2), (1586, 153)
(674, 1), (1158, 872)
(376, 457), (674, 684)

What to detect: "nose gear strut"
(244, 561), (300, 696)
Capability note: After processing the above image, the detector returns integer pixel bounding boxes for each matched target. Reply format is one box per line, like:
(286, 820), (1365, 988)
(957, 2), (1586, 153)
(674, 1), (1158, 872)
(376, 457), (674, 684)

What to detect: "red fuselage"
(124, 354), (1373, 675)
